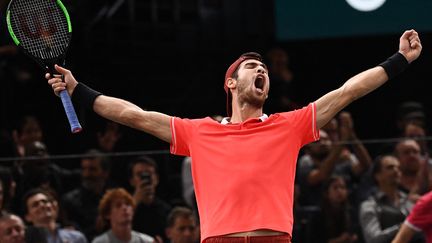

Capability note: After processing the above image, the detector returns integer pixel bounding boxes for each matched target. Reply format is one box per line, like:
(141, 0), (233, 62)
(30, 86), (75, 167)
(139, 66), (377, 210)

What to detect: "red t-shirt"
(170, 103), (319, 241)
(405, 191), (432, 243)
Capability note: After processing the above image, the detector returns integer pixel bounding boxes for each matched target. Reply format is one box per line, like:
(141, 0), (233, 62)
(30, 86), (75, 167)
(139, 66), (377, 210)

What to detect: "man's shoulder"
(91, 232), (109, 243)
(132, 231), (154, 243)
(58, 228), (87, 240)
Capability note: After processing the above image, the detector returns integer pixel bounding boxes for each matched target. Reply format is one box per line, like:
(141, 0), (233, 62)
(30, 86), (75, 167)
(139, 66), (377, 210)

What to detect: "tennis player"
(48, 30), (421, 243)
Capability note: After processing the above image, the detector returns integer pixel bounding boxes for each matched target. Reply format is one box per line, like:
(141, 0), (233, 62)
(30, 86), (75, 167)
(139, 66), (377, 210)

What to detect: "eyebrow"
(243, 62), (268, 71)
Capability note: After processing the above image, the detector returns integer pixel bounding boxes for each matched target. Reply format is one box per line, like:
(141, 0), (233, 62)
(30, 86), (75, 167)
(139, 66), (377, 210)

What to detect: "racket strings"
(10, 0), (70, 59)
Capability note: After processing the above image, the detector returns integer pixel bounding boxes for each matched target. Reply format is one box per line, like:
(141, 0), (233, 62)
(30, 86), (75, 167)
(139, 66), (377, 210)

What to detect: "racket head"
(6, 0), (72, 70)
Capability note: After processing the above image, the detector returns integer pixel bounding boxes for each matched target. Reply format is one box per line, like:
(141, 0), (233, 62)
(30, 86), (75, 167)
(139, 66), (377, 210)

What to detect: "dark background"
(1, 0), (431, 158)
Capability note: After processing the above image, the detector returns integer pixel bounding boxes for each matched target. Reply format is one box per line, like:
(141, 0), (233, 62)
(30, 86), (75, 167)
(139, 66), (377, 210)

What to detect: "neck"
(34, 220), (57, 234)
(379, 184), (399, 202)
(111, 223), (132, 241)
(230, 106), (263, 123)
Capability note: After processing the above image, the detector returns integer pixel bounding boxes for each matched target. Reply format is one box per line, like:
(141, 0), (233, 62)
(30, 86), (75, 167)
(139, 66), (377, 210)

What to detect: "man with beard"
(394, 139), (429, 202)
(48, 30), (421, 242)
(62, 149), (111, 241)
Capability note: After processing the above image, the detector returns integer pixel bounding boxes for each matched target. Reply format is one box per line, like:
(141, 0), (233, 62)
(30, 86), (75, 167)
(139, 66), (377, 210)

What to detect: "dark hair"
(82, 149), (111, 172)
(21, 188), (55, 216)
(13, 116), (41, 135)
(166, 206), (195, 227)
(127, 155), (158, 178)
(371, 154), (397, 185)
(231, 52), (263, 80)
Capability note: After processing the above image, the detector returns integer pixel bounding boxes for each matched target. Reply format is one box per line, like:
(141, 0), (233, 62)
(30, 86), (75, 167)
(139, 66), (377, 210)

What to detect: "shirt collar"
(221, 114), (268, 125)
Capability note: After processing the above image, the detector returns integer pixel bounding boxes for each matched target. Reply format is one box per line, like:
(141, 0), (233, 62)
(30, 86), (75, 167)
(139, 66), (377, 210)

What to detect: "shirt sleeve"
(405, 191), (432, 232)
(170, 117), (195, 156)
(280, 102), (320, 146)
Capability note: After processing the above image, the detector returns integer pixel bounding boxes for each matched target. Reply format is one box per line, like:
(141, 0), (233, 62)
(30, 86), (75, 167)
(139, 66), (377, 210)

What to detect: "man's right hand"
(46, 64), (78, 97)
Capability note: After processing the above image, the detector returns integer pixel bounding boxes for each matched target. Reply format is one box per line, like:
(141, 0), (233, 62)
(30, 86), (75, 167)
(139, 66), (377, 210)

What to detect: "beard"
(237, 83), (266, 109)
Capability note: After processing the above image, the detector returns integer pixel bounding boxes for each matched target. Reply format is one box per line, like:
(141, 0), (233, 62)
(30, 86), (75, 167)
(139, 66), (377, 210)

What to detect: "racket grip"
(59, 89), (82, 133)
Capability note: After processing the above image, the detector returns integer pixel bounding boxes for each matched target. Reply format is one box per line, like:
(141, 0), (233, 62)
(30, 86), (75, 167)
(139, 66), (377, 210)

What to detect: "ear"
(226, 78), (237, 89)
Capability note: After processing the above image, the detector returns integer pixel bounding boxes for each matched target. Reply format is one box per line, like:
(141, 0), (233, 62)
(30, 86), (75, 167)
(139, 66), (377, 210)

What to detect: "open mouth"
(254, 75), (265, 92)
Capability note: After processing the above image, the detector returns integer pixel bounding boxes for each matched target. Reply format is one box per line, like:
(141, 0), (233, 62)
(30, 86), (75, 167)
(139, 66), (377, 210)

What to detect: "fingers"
(47, 74), (66, 96)
(54, 64), (71, 75)
(401, 29), (421, 48)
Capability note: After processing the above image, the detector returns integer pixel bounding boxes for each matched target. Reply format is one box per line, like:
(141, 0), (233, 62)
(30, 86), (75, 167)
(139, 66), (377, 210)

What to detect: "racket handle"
(59, 89), (82, 133)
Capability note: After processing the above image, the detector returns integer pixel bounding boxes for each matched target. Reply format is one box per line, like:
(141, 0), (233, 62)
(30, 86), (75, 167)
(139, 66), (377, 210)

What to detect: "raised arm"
(315, 29), (422, 128)
(47, 65), (172, 143)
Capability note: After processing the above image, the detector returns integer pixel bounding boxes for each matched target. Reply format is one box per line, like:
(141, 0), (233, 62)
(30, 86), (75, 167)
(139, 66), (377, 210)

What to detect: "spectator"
(13, 141), (79, 215)
(23, 188), (87, 243)
(392, 190), (432, 243)
(310, 176), (359, 243)
(12, 116), (43, 158)
(299, 112), (372, 203)
(93, 188), (154, 243)
(359, 155), (413, 243)
(0, 213), (25, 243)
(62, 149), (111, 241)
(394, 139), (429, 201)
(264, 47), (300, 112)
(128, 156), (171, 240)
(166, 207), (199, 243)
(298, 111), (370, 206)
(396, 101), (427, 134)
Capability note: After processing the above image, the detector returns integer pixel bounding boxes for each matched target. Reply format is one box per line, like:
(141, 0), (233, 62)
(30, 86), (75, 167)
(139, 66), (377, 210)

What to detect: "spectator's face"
(130, 163), (158, 190)
(404, 124), (427, 152)
(0, 215), (25, 243)
(395, 140), (421, 175)
(108, 199), (134, 227)
(326, 178), (348, 205)
(376, 156), (401, 187)
(17, 119), (42, 146)
(81, 158), (108, 191)
(25, 193), (55, 225)
(167, 216), (198, 243)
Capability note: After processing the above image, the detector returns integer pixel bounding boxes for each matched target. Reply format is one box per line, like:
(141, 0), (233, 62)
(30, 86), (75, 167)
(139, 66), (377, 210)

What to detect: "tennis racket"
(6, 0), (82, 133)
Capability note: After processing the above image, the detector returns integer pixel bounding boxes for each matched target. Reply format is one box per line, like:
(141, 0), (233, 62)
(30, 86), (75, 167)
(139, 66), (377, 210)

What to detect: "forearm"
(316, 66), (388, 128)
(93, 95), (142, 126)
(351, 139), (372, 175)
(343, 66), (388, 102)
(93, 95), (172, 142)
(308, 145), (343, 185)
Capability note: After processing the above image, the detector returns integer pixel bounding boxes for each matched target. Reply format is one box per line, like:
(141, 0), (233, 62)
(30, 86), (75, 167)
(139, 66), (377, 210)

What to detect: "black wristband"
(378, 52), (409, 80)
(71, 82), (102, 110)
